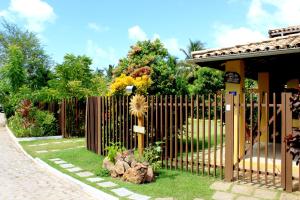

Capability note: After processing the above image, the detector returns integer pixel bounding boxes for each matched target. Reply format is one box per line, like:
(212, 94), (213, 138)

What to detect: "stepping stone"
(210, 181), (232, 191)
(53, 142), (62, 144)
(111, 188), (134, 197)
(38, 143), (48, 146)
(231, 184), (254, 195)
(60, 163), (75, 169)
(66, 167), (82, 172)
(155, 198), (174, 200)
(86, 177), (104, 183)
(49, 158), (61, 161)
(76, 171), (94, 177)
(253, 188), (277, 200)
(96, 181), (117, 188)
(28, 144), (37, 147)
(236, 196), (260, 200)
(128, 193), (151, 200)
(36, 150), (48, 154)
(50, 149), (59, 152)
(212, 191), (235, 200)
(54, 160), (67, 164)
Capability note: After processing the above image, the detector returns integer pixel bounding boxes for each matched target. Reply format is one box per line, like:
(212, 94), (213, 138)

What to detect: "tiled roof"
(191, 34), (300, 60)
(269, 25), (300, 38)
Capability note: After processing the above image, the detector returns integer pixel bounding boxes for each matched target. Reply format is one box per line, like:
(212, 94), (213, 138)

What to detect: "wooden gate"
(225, 92), (299, 192)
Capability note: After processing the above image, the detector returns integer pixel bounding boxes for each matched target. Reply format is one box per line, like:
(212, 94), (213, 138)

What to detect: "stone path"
(49, 157), (152, 200)
(0, 126), (98, 200)
(210, 181), (300, 200)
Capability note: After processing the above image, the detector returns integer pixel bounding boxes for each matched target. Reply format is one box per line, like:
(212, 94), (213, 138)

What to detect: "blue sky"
(1, 0), (299, 70)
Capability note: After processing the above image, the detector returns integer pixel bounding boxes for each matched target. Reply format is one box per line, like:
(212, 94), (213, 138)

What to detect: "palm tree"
(180, 39), (205, 59)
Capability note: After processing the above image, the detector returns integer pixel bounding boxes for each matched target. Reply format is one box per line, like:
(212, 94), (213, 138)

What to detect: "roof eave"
(189, 48), (300, 64)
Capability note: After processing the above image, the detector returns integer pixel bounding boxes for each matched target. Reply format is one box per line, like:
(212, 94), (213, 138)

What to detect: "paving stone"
(253, 188), (277, 200)
(212, 191), (236, 200)
(28, 144), (37, 147)
(193, 198), (204, 200)
(236, 196), (260, 200)
(36, 150), (48, 154)
(54, 160), (67, 164)
(66, 167), (82, 172)
(50, 149), (59, 152)
(280, 193), (300, 200)
(128, 193), (151, 200)
(86, 177), (104, 182)
(76, 171), (94, 177)
(96, 181), (117, 188)
(49, 158), (61, 161)
(111, 188), (134, 197)
(231, 184), (254, 195)
(155, 198), (174, 200)
(0, 119), (99, 200)
(59, 163), (74, 169)
(210, 181), (232, 191)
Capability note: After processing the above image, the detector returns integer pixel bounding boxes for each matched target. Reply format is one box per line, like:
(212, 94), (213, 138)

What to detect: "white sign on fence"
(133, 125), (145, 134)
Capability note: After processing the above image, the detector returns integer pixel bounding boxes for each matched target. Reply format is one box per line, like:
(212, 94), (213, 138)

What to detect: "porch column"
(225, 60), (245, 162)
(258, 72), (270, 144)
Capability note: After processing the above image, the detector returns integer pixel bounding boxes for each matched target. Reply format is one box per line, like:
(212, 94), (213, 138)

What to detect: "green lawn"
(20, 138), (216, 200)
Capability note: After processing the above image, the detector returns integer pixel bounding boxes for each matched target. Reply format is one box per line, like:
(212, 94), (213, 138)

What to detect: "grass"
(20, 138), (216, 200)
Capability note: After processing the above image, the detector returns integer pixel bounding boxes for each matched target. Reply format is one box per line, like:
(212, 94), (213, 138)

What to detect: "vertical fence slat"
(202, 95), (205, 175)
(196, 95), (200, 175)
(175, 96), (178, 170)
(155, 96), (159, 143)
(220, 94), (224, 179)
(250, 94), (253, 182)
(180, 96), (183, 170)
(170, 95), (173, 169)
(160, 96), (164, 166)
(165, 95), (168, 168)
(208, 94), (211, 176)
(225, 94), (234, 182)
(191, 95), (194, 173)
(214, 94), (217, 177)
(265, 93), (269, 185)
(185, 95), (189, 171)
(151, 96), (154, 145)
(236, 94), (240, 180)
(272, 93), (276, 185)
(257, 93), (261, 183)
(242, 93), (246, 180)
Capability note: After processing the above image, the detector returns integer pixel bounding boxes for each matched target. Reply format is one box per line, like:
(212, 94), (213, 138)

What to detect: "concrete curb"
(5, 126), (118, 200)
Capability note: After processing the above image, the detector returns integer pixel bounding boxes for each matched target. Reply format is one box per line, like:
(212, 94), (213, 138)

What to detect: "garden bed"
(20, 138), (216, 200)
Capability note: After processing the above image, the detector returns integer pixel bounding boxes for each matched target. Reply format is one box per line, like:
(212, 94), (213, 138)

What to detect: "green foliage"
(97, 168), (110, 177)
(180, 39), (205, 59)
(8, 99), (56, 137)
(188, 67), (224, 95)
(142, 142), (163, 172)
(106, 142), (125, 163)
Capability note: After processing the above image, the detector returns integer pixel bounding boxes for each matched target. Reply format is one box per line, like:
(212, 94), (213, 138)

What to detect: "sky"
(0, 0), (300, 70)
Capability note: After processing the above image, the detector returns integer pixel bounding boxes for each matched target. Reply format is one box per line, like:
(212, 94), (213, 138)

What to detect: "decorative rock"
(110, 169), (118, 178)
(114, 160), (125, 175)
(144, 166), (154, 183)
(102, 157), (114, 171)
(124, 161), (131, 171)
(123, 163), (148, 184)
(131, 160), (137, 168)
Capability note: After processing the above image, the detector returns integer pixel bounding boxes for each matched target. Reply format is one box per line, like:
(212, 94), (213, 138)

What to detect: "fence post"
(225, 94), (234, 182)
(281, 93), (293, 192)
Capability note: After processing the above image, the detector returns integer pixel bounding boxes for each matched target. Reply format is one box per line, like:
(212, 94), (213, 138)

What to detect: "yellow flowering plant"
(109, 74), (151, 96)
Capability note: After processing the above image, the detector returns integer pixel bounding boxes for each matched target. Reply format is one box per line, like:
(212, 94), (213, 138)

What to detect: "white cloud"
(128, 25), (148, 41)
(247, 0), (300, 28)
(86, 40), (117, 68)
(88, 22), (109, 32)
(163, 38), (181, 56)
(0, 0), (56, 32)
(214, 25), (266, 48)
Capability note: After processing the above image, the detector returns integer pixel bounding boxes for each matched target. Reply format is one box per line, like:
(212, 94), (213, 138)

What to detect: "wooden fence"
(86, 93), (300, 192)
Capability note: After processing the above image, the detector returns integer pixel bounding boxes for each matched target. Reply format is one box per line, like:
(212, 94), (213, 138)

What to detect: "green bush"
(106, 142), (125, 163)
(8, 108), (57, 137)
(141, 141), (163, 172)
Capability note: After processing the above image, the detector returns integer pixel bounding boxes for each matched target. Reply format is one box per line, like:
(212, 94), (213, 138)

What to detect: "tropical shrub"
(141, 141), (163, 172)
(106, 142), (125, 163)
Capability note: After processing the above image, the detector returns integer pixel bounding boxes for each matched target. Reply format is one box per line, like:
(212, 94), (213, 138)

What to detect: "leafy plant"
(106, 142), (125, 163)
(142, 141), (163, 172)
(286, 92), (300, 165)
(97, 168), (110, 177)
